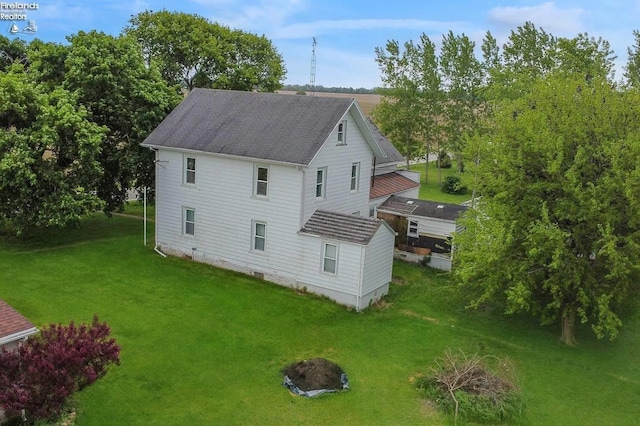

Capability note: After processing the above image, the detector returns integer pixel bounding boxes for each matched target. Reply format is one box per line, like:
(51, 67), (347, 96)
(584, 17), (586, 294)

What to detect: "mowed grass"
(408, 161), (473, 204)
(1, 215), (639, 425)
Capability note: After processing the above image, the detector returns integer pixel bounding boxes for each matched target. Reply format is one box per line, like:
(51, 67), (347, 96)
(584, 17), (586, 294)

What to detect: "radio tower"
(310, 37), (317, 96)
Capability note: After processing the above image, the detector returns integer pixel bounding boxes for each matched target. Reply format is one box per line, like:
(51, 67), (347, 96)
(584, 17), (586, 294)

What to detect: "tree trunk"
(405, 129), (411, 171)
(560, 309), (578, 346)
(424, 140), (430, 184)
(436, 138), (442, 184)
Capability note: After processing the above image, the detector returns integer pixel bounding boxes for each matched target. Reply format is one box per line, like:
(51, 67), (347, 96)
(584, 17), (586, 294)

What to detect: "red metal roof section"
(0, 299), (36, 339)
(369, 172), (420, 200)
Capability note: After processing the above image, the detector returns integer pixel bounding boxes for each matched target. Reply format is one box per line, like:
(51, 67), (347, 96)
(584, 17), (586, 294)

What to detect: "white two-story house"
(142, 89), (399, 310)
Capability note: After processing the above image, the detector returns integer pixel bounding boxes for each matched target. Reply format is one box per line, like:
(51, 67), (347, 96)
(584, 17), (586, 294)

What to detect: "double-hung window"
(337, 120), (347, 144)
(323, 243), (338, 274)
(185, 157), (196, 184)
(255, 166), (268, 197)
(316, 167), (326, 198)
(350, 162), (360, 191)
(408, 220), (418, 237)
(184, 208), (195, 236)
(253, 221), (266, 252)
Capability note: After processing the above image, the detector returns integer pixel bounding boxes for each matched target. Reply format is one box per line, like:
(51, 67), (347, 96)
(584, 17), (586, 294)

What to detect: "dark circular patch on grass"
(282, 358), (348, 396)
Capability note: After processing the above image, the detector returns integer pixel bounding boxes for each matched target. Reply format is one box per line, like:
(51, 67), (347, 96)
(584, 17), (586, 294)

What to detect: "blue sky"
(3, 1), (639, 88)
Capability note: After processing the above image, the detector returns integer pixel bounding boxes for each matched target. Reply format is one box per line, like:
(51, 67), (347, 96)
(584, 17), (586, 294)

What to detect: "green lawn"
(1, 215), (638, 425)
(408, 161), (474, 204)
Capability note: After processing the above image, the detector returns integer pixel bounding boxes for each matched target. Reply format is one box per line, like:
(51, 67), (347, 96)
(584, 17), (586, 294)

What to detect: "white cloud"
(272, 18), (466, 40)
(487, 2), (586, 36)
(195, 0), (306, 30)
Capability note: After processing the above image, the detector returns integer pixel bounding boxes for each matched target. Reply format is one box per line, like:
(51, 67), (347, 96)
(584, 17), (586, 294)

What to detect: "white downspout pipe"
(150, 148), (167, 258)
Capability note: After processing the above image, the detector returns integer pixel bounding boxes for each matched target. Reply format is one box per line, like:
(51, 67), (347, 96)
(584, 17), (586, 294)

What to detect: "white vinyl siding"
(303, 112), (372, 220)
(252, 221), (266, 252)
(255, 165), (268, 197)
(361, 224), (395, 295)
(323, 242), (338, 274)
(350, 162), (360, 191)
(185, 156), (196, 184)
(415, 216), (457, 239)
(155, 150), (304, 283)
(184, 207), (195, 235)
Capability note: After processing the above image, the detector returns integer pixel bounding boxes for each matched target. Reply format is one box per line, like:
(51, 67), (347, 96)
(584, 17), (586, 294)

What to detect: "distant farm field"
(278, 90), (381, 117)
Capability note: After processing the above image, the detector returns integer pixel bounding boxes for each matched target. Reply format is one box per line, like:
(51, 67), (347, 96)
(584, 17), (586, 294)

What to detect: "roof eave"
(140, 144), (308, 168)
(351, 101), (386, 158)
(0, 327), (38, 346)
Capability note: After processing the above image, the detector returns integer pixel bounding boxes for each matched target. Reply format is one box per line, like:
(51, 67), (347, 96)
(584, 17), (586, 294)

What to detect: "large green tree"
(454, 73), (640, 345)
(373, 39), (425, 169)
(60, 31), (181, 212)
(124, 10), (285, 91)
(0, 66), (105, 234)
(624, 29), (640, 88)
(0, 35), (27, 71)
(439, 31), (483, 174)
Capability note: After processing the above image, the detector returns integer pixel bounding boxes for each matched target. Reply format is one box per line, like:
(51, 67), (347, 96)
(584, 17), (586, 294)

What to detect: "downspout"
(356, 245), (365, 311)
(150, 148), (167, 258)
(371, 156), (376, 188)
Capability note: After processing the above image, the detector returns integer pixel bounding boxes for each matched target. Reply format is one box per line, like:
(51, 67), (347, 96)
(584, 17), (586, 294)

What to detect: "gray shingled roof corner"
(378, 195), (467, 221)
(366, 118), (405, 165)
(142, 89), (362, 165)
(300, 210), (388, 245)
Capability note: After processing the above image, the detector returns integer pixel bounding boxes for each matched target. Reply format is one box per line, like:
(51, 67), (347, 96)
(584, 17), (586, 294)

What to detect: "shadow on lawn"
(0, 213), (145, 252)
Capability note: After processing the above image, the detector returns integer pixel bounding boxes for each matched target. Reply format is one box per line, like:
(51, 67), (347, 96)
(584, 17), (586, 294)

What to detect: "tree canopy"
(61, 31), (181, 212)
(124, 10), (286, 91)
(454, 73), (640, 344)
(0, 66), (106, 234)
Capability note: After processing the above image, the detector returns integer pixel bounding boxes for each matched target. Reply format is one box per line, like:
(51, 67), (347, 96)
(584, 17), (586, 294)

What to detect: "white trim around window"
(184, 207), (195, 236)
(337, 119), (347, 144)
(252, 220), (266, 252)
(350, 162), (360, 191)
(408, 219), (418, 237)
(322, 242), (338, 274)
(316, 167), (327, 199)
(184, 156), (196, 185)
(254, 165), (269, 197)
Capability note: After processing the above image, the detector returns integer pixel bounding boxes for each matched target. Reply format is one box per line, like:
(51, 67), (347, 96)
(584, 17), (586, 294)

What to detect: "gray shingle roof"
(141, 88), (357, 165)
(366, 118), (404, 164)
(299, 210), (386, 245)
(378, 195), (467, 221)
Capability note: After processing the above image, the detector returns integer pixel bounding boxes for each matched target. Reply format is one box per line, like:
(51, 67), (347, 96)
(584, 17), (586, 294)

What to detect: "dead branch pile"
(423, 348), (521, 424)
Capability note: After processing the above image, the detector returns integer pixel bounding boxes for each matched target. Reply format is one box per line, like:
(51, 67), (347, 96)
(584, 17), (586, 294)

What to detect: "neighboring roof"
(378, 195), (467, 221)
(300, 210), (390, 245)
(142, 88), (382, 166)
(369, 172), (420, 200)
(367, 118), (405, 165)
(0, 300), (38, 345)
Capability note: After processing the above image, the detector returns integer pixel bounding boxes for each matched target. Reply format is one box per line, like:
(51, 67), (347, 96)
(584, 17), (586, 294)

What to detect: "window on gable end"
(185, 157), (196, 184)
(255, 165), (268, 197)
(337, 120), (347, 144)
